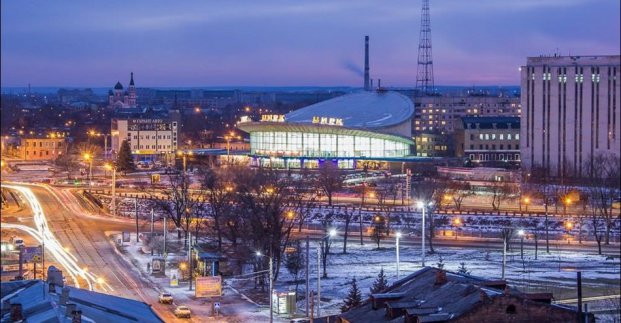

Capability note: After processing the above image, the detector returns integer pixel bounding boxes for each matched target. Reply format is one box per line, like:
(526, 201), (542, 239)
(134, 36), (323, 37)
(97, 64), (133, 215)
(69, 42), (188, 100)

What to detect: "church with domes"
(108, 72), (137, 109)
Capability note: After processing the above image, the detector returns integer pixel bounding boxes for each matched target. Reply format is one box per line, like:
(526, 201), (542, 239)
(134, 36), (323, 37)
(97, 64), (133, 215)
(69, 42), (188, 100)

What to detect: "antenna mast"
(415, 0), (434, 95)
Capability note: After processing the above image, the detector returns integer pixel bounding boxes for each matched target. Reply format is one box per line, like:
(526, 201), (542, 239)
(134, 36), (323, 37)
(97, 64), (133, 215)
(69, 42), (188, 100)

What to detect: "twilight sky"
(1, 0), (619, 88)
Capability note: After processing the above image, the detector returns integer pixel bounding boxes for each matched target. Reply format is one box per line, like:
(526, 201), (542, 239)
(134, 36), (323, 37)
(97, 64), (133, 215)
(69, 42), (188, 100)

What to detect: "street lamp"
(395, 232), (402, 280)
(256, 251), (274, 323)
(104, 163), (117, 216)
(564, 197), (572, 216)
(224, 132), (242, 164)
(83, 153), (93, 183)
(416, 200), (429, 267)
(317, 229), (337, 318)
(358, 184), (374, 246)
(517, 229), (525, 260)
(453, 218), (462, 239)
(87, 130), (111, 160)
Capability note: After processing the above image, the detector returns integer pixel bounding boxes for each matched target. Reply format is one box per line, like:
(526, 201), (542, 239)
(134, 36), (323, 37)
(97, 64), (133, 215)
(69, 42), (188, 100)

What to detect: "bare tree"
(155, 171), (195, 245)
(316, 162), (344, 206)
(490, 178), (515, 211)
(445, 179), (472, 211)
(199, 167), (236, 251)
(339, 208), (357, 254)
(233, 168), (300, 281)
(412, 176), (448, 254)
(584, 153), (621, 248)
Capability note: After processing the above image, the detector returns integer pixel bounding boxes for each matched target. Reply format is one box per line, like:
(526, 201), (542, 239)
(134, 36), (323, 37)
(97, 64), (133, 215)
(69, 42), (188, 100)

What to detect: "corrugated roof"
(285, 91), (414, 129)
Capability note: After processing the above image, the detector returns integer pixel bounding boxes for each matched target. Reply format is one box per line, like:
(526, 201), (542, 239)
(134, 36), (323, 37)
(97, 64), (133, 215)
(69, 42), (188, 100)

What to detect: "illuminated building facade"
(237, 91), (414, 169)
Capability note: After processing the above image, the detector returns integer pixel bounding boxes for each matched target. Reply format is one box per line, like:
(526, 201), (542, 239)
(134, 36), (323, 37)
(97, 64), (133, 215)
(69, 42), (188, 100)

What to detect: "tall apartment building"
(413, 96), (521, 134)
(520, 55), (621, 177)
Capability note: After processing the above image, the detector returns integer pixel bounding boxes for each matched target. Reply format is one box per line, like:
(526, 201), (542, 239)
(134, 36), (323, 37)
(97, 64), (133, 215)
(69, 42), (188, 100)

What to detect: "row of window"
(471, 133), (520, 141)
(24, 141), (62, 148)
(467, 143), (519, 150)
(132, 145), (173, 150)
(25, 150), (56, 156)
(132, 134), (173, 140)
(469, 153), (520, 161)
(250, 132), (409, 158)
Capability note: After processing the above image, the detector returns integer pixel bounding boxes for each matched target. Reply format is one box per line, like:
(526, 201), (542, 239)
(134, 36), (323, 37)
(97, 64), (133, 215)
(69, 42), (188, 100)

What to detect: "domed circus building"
(237, 91), (415, 169)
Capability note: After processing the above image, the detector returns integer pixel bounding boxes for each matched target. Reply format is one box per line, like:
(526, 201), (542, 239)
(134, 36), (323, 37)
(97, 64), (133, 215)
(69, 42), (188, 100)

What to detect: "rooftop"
(285, 90), (414, 129)
(1, 279), (163, 322)
(339, 267), (589, 323)
(461, 116), (520, 129)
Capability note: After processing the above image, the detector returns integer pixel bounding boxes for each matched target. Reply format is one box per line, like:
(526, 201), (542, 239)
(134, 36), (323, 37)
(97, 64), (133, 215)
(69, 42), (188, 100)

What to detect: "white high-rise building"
(520, 55), (620, 177)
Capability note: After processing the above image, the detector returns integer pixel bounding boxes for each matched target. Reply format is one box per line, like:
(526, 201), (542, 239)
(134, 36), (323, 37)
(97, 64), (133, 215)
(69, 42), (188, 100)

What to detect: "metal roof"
(284, 91), (414, 129)
(237, 122), (414, 145)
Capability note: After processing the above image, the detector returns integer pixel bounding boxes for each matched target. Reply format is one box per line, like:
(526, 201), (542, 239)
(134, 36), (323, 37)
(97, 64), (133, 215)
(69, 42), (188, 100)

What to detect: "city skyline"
(2, 0), (619, 88)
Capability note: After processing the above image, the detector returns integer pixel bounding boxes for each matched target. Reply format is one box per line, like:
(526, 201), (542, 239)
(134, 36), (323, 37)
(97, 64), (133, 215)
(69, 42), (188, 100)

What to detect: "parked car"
(10, 236), (24, 248)
(158, 292), (173, 304)
(174, 305), (191, 318)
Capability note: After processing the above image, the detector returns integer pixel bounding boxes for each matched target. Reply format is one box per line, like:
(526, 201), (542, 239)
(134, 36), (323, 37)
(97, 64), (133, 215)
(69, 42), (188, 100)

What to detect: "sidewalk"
(108, 232), (278, 322)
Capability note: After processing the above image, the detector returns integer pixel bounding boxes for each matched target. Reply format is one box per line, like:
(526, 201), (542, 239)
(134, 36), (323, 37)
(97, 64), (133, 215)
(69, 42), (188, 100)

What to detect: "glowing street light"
(82, 153), (93, 183)
(256, 251), (274, 323)
(105, 163), (117, 216)
(416, 200), (430, 267)
(517, 229), (525, 260)
(395, 232), (402, 279)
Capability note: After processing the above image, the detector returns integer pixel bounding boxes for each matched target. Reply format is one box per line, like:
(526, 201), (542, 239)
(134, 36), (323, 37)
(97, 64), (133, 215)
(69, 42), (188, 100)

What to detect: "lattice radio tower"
(415, 0), (434, 95)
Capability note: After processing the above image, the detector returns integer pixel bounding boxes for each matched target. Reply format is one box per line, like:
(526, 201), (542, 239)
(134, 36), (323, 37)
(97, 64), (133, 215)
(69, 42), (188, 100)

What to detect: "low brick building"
(19, 137), (66, 161)
(338, 267), (592, 323)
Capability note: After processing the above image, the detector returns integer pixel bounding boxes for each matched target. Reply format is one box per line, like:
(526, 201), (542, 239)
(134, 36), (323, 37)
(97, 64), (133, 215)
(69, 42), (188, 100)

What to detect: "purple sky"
(1, 0), (619, 87)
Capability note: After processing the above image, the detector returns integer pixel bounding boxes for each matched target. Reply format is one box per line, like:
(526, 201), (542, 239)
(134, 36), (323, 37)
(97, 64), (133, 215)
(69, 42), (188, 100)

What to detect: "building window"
(485, 134), (489, 140)
(507, 134), (512, 140)
(515, 134), (520, 140)
(507, 144), (512, 150)
(469, 154), (475, 160)
(516, 144), (519, 149)
(499, 154), (504, 160)
(500, 134), (504, 140)
(470, 144), (474, 149)
(500, 144), (504, 150)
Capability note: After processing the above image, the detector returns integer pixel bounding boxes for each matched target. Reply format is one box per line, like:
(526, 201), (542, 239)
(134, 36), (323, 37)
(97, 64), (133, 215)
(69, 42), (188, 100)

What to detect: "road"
(2, 182), (276, 322)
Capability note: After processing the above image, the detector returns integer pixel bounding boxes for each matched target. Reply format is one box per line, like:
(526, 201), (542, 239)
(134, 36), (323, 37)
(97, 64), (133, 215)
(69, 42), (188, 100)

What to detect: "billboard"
(195, 276), (222, 298)
(22, 246), (42, 263)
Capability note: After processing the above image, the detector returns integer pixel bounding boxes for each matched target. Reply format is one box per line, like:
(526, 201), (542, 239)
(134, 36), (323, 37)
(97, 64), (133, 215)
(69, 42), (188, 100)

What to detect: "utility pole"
(502, 235), (507, 279)
(316, 246), (321, 318)
(150, 208), (154, 235)
(305, 236), (310, 317)
(188, 231), (193, 291)
(163, 216), (167, 255)
(135, 198), (139, 242)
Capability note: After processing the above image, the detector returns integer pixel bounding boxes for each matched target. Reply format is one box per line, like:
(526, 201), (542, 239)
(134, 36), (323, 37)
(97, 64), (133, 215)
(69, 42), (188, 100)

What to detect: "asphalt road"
(3, 183), (272, 322)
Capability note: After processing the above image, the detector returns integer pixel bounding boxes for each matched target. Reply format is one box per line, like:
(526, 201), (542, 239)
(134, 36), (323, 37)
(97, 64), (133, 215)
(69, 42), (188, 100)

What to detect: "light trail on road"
(1, 184), (113, 293)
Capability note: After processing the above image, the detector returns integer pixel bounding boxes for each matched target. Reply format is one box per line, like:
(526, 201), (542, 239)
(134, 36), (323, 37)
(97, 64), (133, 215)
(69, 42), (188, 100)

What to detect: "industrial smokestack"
(364, 36), (370, 91)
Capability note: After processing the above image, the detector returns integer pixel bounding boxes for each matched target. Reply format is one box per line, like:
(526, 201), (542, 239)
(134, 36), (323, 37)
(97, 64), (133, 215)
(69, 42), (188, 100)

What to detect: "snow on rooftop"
(285, 91), (414, 129)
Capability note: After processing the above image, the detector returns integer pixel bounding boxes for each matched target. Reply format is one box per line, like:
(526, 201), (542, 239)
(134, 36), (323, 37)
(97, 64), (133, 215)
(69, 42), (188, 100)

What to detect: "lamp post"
(523, 197), (530, 212)
(224, 132), (241, 164)
(564, 197), (571, 216)
(416, 201), (426, 267)
(83, 153), (93, 183)
(104, 163), (117, 216)
(395, 232), (401, 280)
(502, 233), (507, 279)
(453, 218), (461, 240)
(256, 251), (273, 323)
(317, 228), (337, 318)
(518, 229), (525, 260)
